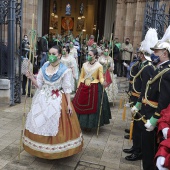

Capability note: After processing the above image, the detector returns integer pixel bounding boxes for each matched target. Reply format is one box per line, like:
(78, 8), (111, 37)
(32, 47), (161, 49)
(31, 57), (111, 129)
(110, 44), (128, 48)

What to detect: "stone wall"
(22, 0), (38, 36)
(114, 0), (170, 52)
(114, 0), (146, 52)
(0, 79), (10, 104)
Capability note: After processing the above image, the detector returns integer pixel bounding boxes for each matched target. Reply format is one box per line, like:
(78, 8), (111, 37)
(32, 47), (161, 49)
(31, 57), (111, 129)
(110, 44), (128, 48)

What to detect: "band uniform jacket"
(137, 61), (155, 104)
(141, 60), (170, 122)
(129, 60), (140, 89)
(133, 61), (155, 106)
(129, 60), (141, 104)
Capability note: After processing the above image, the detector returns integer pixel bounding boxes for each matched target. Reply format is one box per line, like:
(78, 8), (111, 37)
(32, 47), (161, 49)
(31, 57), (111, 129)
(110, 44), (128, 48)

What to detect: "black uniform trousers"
(138, 105), (158, 170)
(129, 95), (142, 154)
(138, 122), (158, 170)
(132, 120), (142, 154)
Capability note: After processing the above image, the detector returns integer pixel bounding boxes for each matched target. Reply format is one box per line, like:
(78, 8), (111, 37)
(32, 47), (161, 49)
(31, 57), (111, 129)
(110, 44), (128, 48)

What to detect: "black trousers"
(129, 96), (142, 154)
(22, 75), (31, 94)
(138, 124), (158, 170)
(132, 121), (142, 154)
(120, 60), (130, 77)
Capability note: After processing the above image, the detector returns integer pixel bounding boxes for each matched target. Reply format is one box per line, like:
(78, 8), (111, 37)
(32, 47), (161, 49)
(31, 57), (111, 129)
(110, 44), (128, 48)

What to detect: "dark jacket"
(141, 60), (170, 120)
(38, 37), (48, 52)
(21, 39), (30, 57)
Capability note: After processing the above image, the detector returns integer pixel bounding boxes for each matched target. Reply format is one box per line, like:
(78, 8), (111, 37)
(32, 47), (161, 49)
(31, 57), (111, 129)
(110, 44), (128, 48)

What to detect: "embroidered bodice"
(61, 56), (75, 68)
(69, 48), (78, 58)
(36, 62), (72, 98)
(78, 61), (104, 86)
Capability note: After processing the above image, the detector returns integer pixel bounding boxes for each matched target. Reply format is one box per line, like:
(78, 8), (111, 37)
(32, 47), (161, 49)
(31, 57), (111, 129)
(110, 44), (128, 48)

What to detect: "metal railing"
(0, 0), (22, 105)
(142, 0), (170, 40)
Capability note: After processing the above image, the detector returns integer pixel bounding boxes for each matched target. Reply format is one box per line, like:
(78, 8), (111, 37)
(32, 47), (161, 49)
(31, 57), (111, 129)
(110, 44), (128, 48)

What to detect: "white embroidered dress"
(25, 63), (72, 136)
(98, 56), (118, 103)
(61, 56), (79, 91)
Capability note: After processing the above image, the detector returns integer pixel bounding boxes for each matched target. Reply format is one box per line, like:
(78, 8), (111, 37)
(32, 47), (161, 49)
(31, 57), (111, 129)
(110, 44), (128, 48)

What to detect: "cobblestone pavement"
(0, 77), (142, 170)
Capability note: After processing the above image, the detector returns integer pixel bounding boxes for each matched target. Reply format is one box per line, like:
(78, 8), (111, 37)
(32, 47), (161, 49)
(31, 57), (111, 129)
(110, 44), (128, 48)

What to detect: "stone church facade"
(22, 0), (170, 51)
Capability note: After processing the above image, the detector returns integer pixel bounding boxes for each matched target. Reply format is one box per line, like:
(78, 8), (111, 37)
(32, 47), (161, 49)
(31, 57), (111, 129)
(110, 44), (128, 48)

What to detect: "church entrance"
(42, 0), (106, 41)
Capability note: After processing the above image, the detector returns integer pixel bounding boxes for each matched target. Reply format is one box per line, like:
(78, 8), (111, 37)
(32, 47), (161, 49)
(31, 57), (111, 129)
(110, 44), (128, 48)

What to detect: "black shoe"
(22, 92), (26, 95)
(124, 135), (131, 139)
(125, 153), (142, 161)
(123, 147), (135, 154)
(27, 94), (33, 98)
(125, 129), (130, 133)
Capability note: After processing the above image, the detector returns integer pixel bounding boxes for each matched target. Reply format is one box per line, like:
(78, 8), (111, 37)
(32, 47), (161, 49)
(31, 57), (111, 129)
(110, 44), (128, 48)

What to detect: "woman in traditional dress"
(69, 41), (78, 65)
(23, 45), (83, 159)
(72, 49), (111, 130)
(60, 46), (79, 92)
(98, 47), (118, 105)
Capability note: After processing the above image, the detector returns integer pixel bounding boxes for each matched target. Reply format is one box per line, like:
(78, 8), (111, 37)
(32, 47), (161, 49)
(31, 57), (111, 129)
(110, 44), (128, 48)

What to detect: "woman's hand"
(67, 105), (73, 116)
(109, 67), (114, 72)
(103, 81), (107, 87)
(73, 74), (76, 79)
(26, 71), (33, 79)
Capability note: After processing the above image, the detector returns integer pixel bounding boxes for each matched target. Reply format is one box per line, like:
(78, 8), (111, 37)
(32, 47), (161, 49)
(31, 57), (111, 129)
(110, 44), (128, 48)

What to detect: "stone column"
(114, 0), (126, 42)
(124, 1), (137, 45)
(133, 0), (146, 51)
(37, 0), (43, 37)
(104, 0), (116, 39)
(23, 0), (38, 34)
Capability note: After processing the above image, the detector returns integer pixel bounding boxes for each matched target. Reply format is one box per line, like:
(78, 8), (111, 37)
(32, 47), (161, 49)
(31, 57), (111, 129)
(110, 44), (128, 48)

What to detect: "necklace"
(50, 62), (60, 71)
(89, 60), (96, 65)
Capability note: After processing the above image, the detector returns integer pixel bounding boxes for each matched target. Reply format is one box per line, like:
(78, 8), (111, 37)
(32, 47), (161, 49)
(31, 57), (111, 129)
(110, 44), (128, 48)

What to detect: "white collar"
(157, 60), (169, 68)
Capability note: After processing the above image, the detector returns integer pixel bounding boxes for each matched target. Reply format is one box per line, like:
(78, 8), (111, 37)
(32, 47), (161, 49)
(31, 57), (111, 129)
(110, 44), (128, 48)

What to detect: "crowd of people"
(20, 27), (170, 170)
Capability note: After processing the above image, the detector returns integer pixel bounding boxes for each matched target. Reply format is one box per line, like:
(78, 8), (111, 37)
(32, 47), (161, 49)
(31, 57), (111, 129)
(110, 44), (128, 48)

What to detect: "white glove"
(156, 156), (168, 170)
(123, 62), (129, 68)
(131, 106), (139, 114)
(162, 128), (169, 139)
(144, 120), (155, 131)
(124, 103), (130, 108)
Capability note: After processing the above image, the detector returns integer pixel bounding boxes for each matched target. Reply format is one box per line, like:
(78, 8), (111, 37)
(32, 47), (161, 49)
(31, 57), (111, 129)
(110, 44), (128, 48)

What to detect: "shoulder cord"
(144, 68), (170, 108)
(132, 64), (151, 94)
(130, 61), (139, 78)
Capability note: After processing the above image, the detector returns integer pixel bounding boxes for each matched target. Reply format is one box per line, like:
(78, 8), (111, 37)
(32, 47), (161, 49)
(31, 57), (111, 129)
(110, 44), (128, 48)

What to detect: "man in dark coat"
(38, 34), (48, 67)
